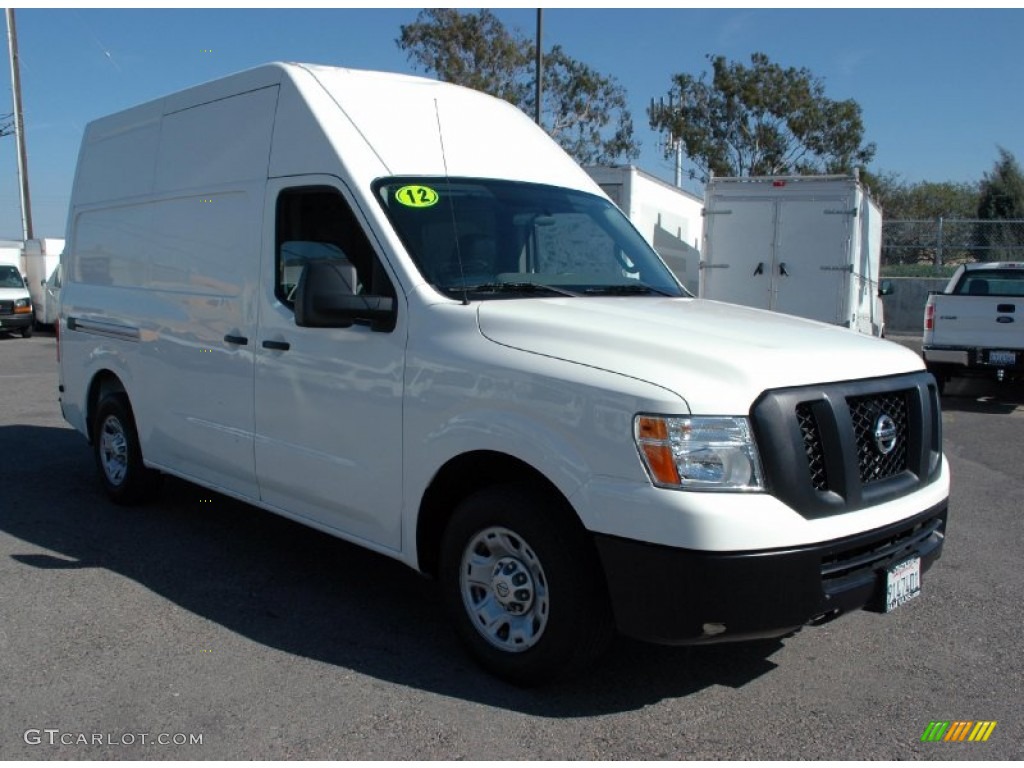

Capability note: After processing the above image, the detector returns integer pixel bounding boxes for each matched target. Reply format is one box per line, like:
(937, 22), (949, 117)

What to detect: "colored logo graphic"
(921, 721), (997, 742)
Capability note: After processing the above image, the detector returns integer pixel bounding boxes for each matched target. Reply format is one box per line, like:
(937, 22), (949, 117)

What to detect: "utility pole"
(534, 9), (543, 127)
(6, 8), (33, 241)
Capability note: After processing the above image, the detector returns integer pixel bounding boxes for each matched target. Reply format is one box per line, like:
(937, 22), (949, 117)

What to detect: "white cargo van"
(59, 63), (949, 685)
(0, 263), (34, 337)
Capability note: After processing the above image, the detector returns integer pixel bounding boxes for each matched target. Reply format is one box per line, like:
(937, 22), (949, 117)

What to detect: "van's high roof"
(72, 62), (598, 207)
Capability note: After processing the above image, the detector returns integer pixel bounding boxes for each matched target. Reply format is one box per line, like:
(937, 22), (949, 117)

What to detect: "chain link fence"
(882, 219), (1024, 268)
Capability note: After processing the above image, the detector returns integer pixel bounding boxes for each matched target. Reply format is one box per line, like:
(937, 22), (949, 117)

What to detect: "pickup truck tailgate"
(928, 294), (1023, 349)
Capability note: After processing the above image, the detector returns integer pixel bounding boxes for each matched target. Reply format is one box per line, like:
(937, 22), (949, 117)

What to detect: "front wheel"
(93, 393), (161, 504)
(20, 323), (33, 338)
(440, 483), (614, 686)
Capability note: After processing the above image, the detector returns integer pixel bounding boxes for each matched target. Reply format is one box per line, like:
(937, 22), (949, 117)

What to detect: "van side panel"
(156, 86), (278, 190)
(71, 102), (162, 206)
(63, 86), (278, 499)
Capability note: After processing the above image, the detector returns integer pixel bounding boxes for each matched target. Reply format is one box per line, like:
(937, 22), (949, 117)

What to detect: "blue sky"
(2, 7), (1023, 238)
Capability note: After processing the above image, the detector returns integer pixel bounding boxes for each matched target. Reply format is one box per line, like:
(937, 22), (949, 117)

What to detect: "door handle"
(224, 334), (248, 345)
(262, 339), (290, 351)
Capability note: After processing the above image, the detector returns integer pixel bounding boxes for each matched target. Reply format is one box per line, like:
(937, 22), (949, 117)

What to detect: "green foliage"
(865, 170), (980, 267)
(864, 170), (978, 220)
(977, 147), (1024, 219)
(397, 9), (638, 165)
(649, 53), (875, 182)
(975, 147), (1024, 260)
(880, 263), (957, 278)
(396, 9), (531, 107)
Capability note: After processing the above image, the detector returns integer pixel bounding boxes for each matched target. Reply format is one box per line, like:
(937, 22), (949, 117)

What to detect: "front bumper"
(0, 312), (33, 331)
(594, 500), (947, 645)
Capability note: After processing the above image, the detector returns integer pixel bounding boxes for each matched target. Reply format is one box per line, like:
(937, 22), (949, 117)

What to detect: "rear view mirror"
(294, 260), (395, 329)
(878, 280), (894, 297)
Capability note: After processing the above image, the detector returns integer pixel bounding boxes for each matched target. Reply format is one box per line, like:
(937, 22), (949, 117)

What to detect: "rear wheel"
(93, 393), (161, 504)
(926, 364), (949, 395)
(440, 483), (614, 686)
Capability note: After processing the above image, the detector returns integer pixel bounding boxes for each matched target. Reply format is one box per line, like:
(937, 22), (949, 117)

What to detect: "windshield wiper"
(583, 283), (675, 297)
(452, 282), (580, 298)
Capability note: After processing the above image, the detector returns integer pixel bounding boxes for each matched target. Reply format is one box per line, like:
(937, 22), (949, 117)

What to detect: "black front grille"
(0, 301), (12, 314)
(821, 514), (942, 584)
(796, 403), (828, 491)
(751, 372), (943, 519)
(847, 390), (910, 484)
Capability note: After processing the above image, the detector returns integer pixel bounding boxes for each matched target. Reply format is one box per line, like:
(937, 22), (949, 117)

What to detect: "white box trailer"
(22, 238), (64, 326)
(700, 174), (887, 336)
(0, 241), (23, 270)
(585, 165), (703, 295)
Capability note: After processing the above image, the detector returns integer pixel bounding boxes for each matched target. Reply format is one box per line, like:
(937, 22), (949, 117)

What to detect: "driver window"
(275, 186), (391, 306)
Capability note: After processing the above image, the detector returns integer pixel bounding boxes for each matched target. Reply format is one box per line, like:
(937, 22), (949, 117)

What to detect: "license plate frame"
(885, 555), (921, 612)
(988, 350), (1016, 366)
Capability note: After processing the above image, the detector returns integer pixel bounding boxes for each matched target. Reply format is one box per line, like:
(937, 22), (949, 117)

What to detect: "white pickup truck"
(923, 262), (1024, 392)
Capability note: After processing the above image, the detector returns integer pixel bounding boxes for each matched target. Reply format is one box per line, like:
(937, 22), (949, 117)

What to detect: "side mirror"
(878, 280), (894, 297)
(294, 260), (395, 329)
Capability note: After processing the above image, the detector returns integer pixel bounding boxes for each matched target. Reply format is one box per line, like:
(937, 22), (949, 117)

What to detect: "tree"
(865, 170), (980, 266)
(649, 53), (875, 182)
(975, 147), (1024, 261)
(397, 9), (638, 165)
(865, 171), (978, 221)
(0, 113), (13, 138)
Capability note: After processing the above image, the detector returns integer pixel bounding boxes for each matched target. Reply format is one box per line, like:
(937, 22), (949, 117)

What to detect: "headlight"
(634, 415), (764, 491)
(14, 298), (31, 313)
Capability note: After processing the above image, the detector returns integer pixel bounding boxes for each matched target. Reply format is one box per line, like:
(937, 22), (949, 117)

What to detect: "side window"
(275, 186), (393, 306)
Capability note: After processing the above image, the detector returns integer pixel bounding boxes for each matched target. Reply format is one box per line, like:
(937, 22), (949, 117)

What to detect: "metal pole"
(936, 216), (943, 273)
(6, 9), (33, 241)
(675, 139), (683, 188)
(534, 9), (543, 127)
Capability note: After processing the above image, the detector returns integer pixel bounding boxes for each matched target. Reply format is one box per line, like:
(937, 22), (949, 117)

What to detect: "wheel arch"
(85, 369), (129, 443)
(416, 450), (582, 579)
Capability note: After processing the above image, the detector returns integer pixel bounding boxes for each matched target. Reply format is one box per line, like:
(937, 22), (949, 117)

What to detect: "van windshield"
(0, 265), (26, 288)
(374, 178), (686, 299)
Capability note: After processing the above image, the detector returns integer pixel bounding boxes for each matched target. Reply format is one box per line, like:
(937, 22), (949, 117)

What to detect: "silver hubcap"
(460, 526), (549, 653)
(99, 415), (129, 486)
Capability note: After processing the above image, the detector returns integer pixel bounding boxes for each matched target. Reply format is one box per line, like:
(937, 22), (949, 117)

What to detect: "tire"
(92, 393), (161, 505)
(440, 483), (614, 686)
(20, 323), (32, 338)
(926, 364), (948, 396)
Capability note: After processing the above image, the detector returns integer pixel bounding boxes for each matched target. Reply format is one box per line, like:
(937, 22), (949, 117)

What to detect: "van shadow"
(2, 424), (782, 716)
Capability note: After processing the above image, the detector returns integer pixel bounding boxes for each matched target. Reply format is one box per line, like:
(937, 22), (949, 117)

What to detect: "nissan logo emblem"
(873, 414), (898, 456)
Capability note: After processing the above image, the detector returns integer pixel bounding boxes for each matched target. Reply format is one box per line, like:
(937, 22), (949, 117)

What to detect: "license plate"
(989, 350), (1016, 366)
(885, 556), (921, 612)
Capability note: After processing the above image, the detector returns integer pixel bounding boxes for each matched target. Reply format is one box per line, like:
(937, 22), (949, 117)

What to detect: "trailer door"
(772, 198), (853, 325)
(701, 197), (775, 309)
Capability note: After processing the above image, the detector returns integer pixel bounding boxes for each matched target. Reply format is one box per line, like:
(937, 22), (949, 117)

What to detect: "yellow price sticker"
(395, 185), (439, 208)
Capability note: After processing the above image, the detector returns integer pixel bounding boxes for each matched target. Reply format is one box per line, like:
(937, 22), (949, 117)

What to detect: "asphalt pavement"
(1, 330), (1021, 759)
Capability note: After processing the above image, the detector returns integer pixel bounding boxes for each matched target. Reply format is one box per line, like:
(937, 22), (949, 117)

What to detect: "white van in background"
(0, 263), (34, 337)
(58, 63), (949, 685)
